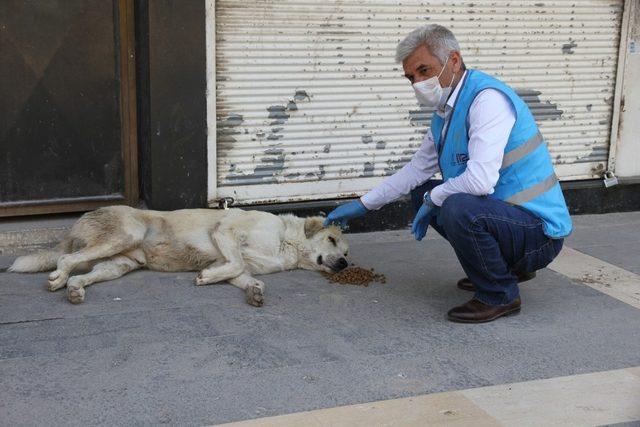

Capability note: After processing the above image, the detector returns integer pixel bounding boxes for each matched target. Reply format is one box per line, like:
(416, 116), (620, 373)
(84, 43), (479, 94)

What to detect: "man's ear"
(451, 50), (463, 73)
(304, 217), (325, 239)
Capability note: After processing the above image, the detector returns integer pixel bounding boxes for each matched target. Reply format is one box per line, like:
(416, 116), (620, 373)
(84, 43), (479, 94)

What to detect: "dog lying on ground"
(9, 206), (349, 306)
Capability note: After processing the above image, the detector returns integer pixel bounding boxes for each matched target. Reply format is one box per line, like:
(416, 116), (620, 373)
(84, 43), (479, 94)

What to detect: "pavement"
(0, 211), (639, 426)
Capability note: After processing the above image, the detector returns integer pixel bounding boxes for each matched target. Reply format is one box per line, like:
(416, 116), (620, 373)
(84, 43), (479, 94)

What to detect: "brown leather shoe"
(457, 271), (536, 292)
(447, 297), (521, 323)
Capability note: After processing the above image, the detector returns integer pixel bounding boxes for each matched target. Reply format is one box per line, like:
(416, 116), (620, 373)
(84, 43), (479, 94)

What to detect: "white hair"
(395, 24), (461, 64)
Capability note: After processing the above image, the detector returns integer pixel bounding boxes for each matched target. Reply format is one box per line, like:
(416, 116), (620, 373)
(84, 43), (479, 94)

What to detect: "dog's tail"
(8, 239), (71, 273)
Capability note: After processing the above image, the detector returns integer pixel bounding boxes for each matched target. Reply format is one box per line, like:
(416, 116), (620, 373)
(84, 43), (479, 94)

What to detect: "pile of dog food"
(322, 266), (386, 287)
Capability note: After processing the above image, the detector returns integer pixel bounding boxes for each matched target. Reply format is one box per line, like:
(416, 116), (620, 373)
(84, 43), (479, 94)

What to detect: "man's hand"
(411, 195), (439, 241)
(324, 200), (368, 228)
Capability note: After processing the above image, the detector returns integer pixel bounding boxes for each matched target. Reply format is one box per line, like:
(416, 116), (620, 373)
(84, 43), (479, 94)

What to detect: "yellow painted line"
(547, 246), (640, 309)
(214, 367), (640, 427)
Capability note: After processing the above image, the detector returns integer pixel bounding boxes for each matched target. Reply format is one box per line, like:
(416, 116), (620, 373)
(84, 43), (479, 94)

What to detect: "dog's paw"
(245, 282), (265, 307)
(67, 284), (85, 304)
(195, 272), (211, 286)
(195, 271), (224, 286)
(48, 270), (69, 291)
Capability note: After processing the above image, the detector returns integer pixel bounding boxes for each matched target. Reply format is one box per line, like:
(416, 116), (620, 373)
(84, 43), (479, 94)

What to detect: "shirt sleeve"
(429, 89), (516, 207)
(360, 130), (439, 210)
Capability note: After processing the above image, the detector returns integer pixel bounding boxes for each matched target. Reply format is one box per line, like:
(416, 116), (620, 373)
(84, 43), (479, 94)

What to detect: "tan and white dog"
(9, 206), (349, 306)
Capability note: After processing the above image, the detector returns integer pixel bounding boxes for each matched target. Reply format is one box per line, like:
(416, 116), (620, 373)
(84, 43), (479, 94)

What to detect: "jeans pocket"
(513, 238), (563, 273)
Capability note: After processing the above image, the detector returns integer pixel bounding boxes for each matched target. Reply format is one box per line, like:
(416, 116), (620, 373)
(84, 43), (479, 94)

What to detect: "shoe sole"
(447, 306), (521, 323)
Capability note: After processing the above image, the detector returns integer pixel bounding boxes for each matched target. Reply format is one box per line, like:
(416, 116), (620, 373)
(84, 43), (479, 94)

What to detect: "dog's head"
(302, 217), (349, 273)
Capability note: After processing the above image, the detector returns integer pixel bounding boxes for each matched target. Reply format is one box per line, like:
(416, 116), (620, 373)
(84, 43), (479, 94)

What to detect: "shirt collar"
(435, 69), (467, 118)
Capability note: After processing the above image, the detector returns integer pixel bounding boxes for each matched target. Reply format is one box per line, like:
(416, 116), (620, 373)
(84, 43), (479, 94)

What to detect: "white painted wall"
(613, 0), (640, 179)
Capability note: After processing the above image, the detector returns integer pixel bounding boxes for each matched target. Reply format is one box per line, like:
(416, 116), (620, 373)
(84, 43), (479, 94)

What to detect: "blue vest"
(430, 70), (572, 238)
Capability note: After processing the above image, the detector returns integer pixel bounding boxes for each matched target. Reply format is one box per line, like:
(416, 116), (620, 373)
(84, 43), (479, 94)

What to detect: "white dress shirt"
(360, 70), (517, 209)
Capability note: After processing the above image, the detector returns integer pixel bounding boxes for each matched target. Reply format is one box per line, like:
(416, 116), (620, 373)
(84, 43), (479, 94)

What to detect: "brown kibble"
(321, 266), (387, 287)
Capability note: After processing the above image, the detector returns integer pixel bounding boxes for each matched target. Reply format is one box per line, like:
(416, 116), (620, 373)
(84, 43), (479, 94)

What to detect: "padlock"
(217, 197), (235, 210)
(603, 171), (619, 188)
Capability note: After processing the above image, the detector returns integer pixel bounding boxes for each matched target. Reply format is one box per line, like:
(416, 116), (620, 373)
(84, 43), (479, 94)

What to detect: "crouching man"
(325, 24), (572, 323)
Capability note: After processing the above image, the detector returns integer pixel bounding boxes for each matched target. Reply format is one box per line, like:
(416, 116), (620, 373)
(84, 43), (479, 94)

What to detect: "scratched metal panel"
(214, 0), (623, 204)
(1, 0), (123, 203)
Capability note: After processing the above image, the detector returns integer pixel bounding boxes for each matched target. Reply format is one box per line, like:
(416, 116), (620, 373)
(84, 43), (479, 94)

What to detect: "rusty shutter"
(210, 0), (624, 205)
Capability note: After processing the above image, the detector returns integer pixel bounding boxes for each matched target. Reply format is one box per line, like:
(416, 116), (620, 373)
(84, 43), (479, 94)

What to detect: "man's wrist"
(357, 198), (370, 212)
(423, 191), (436, 208)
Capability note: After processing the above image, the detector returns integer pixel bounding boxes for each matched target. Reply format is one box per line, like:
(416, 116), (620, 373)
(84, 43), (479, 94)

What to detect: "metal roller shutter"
(211, 0), (624, 205)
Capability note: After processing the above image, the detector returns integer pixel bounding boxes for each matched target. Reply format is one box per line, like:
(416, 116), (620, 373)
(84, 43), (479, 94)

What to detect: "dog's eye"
(344, 252), (348, 257)
(328, 236), (337, 246)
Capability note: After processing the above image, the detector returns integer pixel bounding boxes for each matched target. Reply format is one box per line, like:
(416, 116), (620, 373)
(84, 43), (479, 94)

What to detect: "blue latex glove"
(324, 200), (368, 228)
(411, 195), (439, 241)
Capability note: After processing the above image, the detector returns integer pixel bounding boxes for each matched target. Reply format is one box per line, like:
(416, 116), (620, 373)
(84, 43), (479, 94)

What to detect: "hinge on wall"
(603, 171), (619, 188)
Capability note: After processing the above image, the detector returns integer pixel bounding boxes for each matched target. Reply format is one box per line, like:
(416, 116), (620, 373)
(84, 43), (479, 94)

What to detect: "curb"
(0, 215), (78, 257)
(0, 227), (70, 257)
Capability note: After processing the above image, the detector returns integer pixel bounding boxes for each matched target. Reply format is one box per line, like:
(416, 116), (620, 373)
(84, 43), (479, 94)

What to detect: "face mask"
(412, 57), (454, 108)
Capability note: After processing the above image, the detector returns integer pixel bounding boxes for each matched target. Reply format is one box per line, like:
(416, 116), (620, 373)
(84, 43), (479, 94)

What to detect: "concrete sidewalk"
(0, 212), (639, 426)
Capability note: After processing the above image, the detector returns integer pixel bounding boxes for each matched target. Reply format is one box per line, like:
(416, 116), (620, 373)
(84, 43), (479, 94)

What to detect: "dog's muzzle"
(331, 257), (348, 272)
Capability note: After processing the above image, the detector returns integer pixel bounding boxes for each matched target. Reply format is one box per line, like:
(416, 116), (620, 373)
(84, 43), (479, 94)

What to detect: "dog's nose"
(337, 258), (348, 270)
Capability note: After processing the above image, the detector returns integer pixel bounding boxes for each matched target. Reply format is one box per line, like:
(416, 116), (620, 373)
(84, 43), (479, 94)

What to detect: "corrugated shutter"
(213, 0), (624, 205)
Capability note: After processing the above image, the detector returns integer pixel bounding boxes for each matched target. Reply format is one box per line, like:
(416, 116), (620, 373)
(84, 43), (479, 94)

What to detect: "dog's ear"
(304, 217), (325, 239)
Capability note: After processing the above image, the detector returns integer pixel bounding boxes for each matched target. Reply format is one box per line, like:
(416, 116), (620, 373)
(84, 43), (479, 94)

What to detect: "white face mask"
(412, 57), (455, 109)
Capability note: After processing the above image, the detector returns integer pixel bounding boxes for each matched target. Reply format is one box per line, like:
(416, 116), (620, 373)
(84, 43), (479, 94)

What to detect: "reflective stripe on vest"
(505, 172), (559, 205)
(501, 132), (544, 170)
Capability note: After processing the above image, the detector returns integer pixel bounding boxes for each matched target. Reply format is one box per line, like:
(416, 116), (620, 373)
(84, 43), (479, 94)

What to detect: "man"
(324, 24), (572, 323)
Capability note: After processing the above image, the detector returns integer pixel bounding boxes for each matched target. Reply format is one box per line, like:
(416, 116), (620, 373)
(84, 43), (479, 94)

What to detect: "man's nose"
(337, 258), (348, 270)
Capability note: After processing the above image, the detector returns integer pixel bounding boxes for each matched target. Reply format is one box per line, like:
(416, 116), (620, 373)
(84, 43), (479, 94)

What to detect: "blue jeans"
(411, 181), (564, 306)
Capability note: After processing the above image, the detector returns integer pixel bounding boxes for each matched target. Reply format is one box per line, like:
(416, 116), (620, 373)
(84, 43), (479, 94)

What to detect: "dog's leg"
(228, 273), (265, 307)
(48, 241), (137, 291)
(65, 255), (141, 304)
(195, 228), (245, 286)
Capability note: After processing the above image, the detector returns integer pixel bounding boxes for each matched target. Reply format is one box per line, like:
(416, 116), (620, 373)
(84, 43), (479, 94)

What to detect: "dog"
(8, 206), (349, 306)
